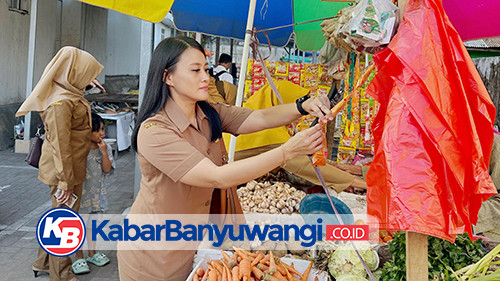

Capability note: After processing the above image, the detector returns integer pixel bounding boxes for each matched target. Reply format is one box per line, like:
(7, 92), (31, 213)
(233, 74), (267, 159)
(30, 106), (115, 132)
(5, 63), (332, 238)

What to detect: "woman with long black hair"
(117, 36), (333, 280)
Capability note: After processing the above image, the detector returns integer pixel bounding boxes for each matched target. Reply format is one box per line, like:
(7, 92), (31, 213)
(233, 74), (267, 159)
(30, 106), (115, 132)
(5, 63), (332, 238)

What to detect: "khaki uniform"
(33, 99), (91, 281)
(118, 100), (252, 281)
(207, 76), (237, 105)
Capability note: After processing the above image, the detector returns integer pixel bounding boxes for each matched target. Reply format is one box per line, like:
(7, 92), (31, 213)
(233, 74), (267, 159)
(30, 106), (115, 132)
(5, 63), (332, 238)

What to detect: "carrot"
(233, 247), (251, 261)
(252, 267), (266, 280)
(299, 261), (313, 281)
(234, 246), (257, 258)
(208, 268), (218, 281)
(221, 251), (232, 266)
(210, 260), (224, 275)
(251, 252), (265, 266)
(330, 63), (376, 118)
(217, 272), (222, 281)
(246, 250), (258, 258)
(232, 266), (239, 281)
(276, 264), (288, 278)
(197, 268), (205, 277)
(232, 251), (239, 268)
(221, 263), (227, 281)
(284, 266), (296, 281)
(251, 267), (282, 281)
(281, 262), (302, 279)
(269, 251), (277, 275)
(272, 270), (287, 281)
(239, 258), (252, 281)
(201, 267), (210, 281)
(355, 63), (375, 89)
(314, 277), (319, 281)
(222, 260), (232, 281)
(257, 263), (269, 271)
(265, 260), (286, 277)
(192, 272), (199, 281)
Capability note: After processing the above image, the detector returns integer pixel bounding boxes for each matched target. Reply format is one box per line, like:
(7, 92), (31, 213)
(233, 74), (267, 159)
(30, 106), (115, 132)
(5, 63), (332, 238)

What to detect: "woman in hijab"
(16, 46), (103, 281)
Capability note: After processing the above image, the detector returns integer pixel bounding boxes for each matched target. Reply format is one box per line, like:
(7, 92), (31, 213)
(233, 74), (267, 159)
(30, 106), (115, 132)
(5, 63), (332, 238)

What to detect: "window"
(8, 0), (28, 15)
(161, 28), (166, 40)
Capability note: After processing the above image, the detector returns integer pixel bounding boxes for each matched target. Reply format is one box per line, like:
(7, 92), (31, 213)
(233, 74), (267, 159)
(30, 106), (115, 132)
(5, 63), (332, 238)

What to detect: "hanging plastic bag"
(341, 0), (399, 51)
(319, 42), (349, 80)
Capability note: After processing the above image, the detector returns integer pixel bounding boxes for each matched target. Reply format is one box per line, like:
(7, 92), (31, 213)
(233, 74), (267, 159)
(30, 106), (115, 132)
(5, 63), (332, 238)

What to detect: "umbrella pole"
(228, 0), (258, 163)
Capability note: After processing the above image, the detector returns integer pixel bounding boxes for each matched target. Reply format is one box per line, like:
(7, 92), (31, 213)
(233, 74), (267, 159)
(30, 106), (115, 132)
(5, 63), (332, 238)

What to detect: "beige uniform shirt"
(38, 99), (91, 190)
(207, 76), (237, 105)
(118, 100), (252, 281)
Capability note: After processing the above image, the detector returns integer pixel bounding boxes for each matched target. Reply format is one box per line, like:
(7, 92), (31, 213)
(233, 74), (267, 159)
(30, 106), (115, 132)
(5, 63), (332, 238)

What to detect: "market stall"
(76, 0), (500, 280)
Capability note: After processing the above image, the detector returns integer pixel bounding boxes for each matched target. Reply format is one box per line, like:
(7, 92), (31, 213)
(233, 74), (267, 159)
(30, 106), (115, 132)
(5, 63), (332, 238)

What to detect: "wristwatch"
(295, 94), (310, 115)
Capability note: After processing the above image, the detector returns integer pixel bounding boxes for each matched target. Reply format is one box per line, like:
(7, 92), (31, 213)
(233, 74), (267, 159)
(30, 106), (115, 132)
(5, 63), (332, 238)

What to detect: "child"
(72, 113), (115, 274)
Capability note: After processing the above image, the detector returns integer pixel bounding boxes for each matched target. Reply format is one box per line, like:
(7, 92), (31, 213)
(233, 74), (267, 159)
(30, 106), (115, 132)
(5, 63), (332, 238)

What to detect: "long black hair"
(131, 37), (222, 152)
(91, 112), (104, 132)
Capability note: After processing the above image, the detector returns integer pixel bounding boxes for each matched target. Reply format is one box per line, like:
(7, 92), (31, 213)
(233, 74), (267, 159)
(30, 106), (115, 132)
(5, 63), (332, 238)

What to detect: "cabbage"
(328, 242), (378, 278)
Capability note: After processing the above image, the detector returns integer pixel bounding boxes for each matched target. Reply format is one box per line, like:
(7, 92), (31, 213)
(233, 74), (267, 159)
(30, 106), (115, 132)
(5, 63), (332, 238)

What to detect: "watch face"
(298, 95), (309, 103)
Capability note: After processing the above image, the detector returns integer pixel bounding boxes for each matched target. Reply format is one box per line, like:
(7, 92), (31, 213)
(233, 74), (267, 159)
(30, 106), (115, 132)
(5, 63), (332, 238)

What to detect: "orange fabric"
(366, 0), (497, 242)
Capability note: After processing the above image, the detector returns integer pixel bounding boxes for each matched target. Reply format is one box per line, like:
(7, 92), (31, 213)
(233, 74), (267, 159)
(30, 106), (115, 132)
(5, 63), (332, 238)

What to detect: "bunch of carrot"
(192, 247), (318, 281)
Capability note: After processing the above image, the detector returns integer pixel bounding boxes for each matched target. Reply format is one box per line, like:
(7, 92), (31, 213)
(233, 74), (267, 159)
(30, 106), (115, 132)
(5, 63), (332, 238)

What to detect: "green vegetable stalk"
(380, 232), (486, 281)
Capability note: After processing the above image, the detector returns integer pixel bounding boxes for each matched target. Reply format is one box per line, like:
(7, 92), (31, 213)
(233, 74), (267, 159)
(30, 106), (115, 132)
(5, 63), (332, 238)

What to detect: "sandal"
(86, 252), (110, 267)
(72, 259), (90, 274)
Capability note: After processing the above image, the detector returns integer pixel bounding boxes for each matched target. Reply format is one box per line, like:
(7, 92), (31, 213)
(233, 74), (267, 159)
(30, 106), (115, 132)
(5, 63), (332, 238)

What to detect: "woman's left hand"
(302, 96), (334, 123)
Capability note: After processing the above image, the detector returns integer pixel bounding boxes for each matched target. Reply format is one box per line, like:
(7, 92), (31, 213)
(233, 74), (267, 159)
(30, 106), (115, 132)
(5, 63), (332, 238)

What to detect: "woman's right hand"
(56, 189), (73, 205)
(282, 124), (324, 160)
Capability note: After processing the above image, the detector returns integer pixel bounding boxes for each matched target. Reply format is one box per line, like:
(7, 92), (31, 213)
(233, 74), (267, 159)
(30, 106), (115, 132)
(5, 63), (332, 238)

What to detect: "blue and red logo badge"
(36, 208), (86, 257)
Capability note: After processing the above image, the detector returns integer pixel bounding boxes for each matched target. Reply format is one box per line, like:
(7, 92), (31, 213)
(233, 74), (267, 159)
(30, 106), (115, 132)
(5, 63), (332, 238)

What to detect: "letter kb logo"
(36, 208), (86, 256)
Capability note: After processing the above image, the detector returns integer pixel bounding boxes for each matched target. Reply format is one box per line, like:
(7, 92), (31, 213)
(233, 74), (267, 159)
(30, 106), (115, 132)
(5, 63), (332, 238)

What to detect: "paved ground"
(0, 148), (135, 281)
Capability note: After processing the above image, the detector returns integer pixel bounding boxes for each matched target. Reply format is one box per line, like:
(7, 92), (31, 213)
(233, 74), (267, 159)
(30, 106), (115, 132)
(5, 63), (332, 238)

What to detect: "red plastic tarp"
(366, 0), (497, 242)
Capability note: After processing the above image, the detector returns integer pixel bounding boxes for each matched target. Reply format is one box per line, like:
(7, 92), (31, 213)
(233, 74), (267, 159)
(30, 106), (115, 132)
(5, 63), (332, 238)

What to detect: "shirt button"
(205, 200), (211, 206)
(207, 149), (211, 154)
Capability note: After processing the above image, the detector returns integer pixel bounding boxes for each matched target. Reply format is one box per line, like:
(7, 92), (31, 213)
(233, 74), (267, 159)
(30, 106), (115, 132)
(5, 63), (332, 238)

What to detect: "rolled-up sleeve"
(213, 103), (253, 135)
(138, 123), (206, 182)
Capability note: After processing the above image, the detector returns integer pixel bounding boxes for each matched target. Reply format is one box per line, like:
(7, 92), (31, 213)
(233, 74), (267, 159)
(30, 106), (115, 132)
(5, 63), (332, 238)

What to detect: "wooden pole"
(406, 232), (428, 280)
(396, 0), (429, 280)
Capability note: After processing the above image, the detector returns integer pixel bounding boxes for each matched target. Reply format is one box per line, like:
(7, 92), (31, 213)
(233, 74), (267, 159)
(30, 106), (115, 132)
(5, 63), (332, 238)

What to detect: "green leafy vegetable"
(380, 232), (485, 281)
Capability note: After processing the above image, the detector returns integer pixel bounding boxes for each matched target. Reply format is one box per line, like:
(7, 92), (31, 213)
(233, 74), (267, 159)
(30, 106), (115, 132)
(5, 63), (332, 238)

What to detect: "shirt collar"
(214, 65), (227, 72)
(164, 98), (207, 133)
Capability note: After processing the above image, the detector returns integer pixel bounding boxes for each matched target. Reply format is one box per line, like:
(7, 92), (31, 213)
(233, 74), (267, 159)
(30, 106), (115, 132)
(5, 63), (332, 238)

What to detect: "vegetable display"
(328, 242), (378, 279)
(238, 181), (307, 214)
(191, 248), (317, 281)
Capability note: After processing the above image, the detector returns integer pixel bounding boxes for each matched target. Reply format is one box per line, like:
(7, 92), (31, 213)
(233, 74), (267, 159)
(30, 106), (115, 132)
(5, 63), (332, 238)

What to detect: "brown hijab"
(16, 46), (103, 119)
